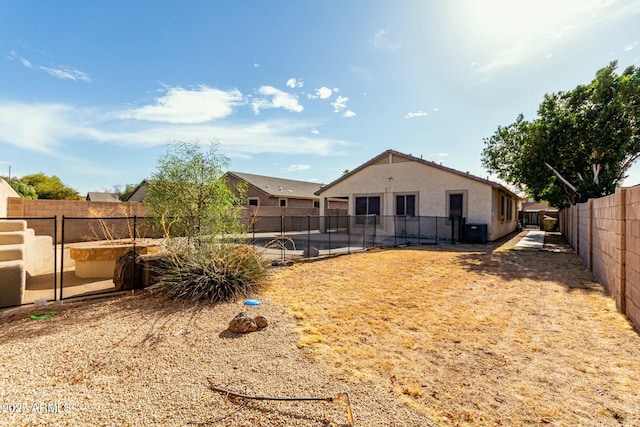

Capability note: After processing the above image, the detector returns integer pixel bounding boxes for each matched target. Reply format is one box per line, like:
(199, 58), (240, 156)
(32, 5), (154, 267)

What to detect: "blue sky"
(1, 0), (640, 195)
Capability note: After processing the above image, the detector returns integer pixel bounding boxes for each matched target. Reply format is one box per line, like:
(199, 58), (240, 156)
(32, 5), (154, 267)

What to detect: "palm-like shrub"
(151, 243), (268, 303)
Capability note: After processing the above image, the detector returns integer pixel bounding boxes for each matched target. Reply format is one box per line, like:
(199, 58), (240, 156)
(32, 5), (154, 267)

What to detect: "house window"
(396, 195), (416, 216)
(314, 201), (320, 208)
(355, 196), (381, 216)
(449, 193), (463, 219)
(248, 198), (259, 207)
(507, 197), (513, 221)
(279, 198), (287, 207)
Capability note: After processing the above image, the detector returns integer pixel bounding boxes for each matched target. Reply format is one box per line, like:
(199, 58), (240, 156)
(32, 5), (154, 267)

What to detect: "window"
(396, 195), (416, 216)
(355, 196), (380, 215)
(279, 198), (287, 207)
(355, 196), (381, 225)
(248, 198), (259, 206)
(507, 197), (513, 221)
(313, 201), (320, 208)
(449, 193), (463, 219)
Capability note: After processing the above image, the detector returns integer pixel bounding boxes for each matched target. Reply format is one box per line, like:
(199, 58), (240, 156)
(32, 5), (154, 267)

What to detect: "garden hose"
(207, 379), (355, 426)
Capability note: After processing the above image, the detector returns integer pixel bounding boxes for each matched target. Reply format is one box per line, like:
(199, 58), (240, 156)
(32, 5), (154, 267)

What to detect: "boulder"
(228, 312), (258, 333)
(113, 249), (142, 290)
(254, 315), (268, 329)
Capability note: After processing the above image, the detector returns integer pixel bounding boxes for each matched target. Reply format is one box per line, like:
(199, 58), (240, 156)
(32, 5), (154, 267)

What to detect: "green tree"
(145, 141), (246, 240)
(19, 173), (81, 200)
(146, 141), (267, 303)
(3, 178), (38, 199)
(482, 61), (640, 208)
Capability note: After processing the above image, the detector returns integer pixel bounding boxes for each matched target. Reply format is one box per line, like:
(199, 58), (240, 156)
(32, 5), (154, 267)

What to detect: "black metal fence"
(0, 214), (465, 310)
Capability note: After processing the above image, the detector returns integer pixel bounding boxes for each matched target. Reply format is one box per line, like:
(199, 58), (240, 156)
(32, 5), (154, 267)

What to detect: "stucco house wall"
(0, 178), (20, 217)
(317, 150), (520, 241)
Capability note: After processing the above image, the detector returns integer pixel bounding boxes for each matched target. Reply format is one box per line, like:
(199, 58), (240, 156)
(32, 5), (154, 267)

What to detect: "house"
(125, 174), (347, 215)
(315, 149), (522, 242)
(225, 171), (323, 208)
(86, 192), (120, 202)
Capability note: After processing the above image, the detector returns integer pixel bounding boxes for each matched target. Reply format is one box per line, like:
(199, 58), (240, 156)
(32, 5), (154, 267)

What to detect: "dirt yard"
(265, 235), (640, 426)
(1, 233), (639, 426)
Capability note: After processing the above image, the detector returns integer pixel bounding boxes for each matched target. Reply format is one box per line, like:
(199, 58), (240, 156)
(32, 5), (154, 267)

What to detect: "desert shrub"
(151, 243), (268, 303)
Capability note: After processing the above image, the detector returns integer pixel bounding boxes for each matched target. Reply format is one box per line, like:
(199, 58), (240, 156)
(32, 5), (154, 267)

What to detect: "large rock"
(254, 315), (268, 329)
(113, 249), (142, 290)
(228, 312), (258, 333)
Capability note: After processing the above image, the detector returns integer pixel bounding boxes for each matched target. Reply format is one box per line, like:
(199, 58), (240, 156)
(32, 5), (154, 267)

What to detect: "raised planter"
(69, 240), (163, 279)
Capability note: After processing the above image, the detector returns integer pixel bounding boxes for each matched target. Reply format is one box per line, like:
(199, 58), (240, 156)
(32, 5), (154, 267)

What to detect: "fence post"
(281, 215), (285, 264)
(347, 215), (351, 253)
(53, 216), (58, 301)
(418, 215), (421, 245)
(60, 215), (65, 300)
(307, 216), (311, 259)
(132, 216), (137, 289)
(405, 215), (408, 246)
(327, 215), (331, 254)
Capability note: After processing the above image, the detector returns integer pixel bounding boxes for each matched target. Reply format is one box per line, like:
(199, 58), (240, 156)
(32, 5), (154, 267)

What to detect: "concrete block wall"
(6, 198), (150, 243)
(577, 202), (591, 268)
(561, 187), (640, 333)
(591, 190), (625, 311)
(625, 186), (640, 332)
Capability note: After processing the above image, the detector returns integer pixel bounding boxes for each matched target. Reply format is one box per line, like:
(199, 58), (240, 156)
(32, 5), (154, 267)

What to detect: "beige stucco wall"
(318, 157), (516, 241)
(0, 178), (20, 217)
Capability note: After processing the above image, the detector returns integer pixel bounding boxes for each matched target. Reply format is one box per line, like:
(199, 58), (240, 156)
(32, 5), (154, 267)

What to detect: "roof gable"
(316, 149), (522, 199)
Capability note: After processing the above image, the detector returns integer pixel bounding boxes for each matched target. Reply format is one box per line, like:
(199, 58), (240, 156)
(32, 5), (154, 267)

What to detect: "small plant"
(151, 243), (268, 303)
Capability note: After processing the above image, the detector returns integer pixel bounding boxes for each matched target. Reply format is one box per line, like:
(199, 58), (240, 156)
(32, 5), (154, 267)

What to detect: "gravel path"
(0, 293), (434, 426)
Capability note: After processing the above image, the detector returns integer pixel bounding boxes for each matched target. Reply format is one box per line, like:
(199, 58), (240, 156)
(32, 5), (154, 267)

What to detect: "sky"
(1, 0), (640, 196)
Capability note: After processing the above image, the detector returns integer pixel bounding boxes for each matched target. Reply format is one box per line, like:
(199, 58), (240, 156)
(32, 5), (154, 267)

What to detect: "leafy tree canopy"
(145, 141), (246, 240)
(2, 177), (38, 199)
(482, 61), (640, 208)
(16, 173), (82, 200)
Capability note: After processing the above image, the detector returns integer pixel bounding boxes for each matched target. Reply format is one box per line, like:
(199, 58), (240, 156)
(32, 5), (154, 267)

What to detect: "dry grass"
(265, 243), (640, 426)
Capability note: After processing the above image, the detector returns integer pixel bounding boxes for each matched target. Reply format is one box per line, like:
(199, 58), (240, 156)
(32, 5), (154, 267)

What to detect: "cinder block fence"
(561, 186), (640, 333)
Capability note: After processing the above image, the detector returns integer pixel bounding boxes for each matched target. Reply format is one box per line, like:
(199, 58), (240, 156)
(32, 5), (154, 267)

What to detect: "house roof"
(86, 192), (120, 202)
(315, 149), (523, 199)
(126, 180), (149, 202)
(522, 200), (558, 212)
(227, 171), (322, 200)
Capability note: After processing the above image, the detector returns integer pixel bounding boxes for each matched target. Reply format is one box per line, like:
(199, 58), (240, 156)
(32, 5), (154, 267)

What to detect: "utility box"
(465, 223), (487, 244)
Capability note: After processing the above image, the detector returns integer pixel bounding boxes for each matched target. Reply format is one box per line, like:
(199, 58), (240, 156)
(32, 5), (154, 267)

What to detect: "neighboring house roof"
(86, 192), (120, 202)
(227, 171), (322, 200)
(316, 149), (523, 199)
(126, 180), (149, 202)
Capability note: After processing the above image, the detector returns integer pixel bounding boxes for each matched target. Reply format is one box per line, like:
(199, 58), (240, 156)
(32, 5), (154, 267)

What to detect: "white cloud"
(282, 164), (311, 172)
(252, 86), (304, 114)
(9, 52), (92, 82)
(404, 110), (428, 119)
(121, 85), (244, 123)
(332, 95), (349, 112)
(0, 103), (72, 153)
(433, 107), (440, 112)
(286, 78), (304, 88)
(624, 41), (638, 51)
(0, 101), (350, 159)
(307, 86), (333, 100)
(310, 128), (320, 135)
(343, 110), (356, 118)
(253, 63), (260, 68)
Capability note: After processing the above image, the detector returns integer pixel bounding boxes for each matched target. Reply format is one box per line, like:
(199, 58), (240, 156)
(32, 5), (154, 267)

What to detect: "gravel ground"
(0, 293), (435, 427)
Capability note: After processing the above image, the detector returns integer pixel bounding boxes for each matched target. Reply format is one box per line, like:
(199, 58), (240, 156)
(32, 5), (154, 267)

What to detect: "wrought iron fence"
(0, 214), (465, 309)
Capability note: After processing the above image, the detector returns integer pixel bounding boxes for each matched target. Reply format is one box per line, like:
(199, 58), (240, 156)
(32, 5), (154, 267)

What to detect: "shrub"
(151, 243), (268, 303)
